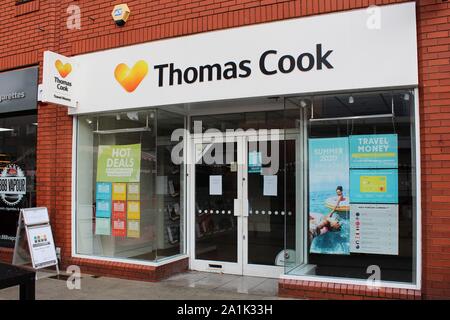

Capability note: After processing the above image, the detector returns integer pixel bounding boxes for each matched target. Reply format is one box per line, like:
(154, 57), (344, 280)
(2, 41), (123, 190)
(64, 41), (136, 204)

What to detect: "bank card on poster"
(27, 224), (58, 269)
(308, 138), (350, 255)
(97, 144), (141, 183)
(349, 134), (398, 169)
(350, 169), (398, 204)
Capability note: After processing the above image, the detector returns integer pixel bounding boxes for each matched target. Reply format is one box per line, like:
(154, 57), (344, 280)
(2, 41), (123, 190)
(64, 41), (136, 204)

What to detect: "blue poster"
(350, 169), (398, 204)
(248, 151), (262, 174)
(349, 134), (398, 169)
(96, 182), (112, 200)
(308, 138), (350, 255)
(96, 199), (112, 218)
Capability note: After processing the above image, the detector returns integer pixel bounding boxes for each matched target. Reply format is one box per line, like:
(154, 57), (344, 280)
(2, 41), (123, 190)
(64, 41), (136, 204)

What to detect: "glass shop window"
(0, 112), (37, 247)
(76, 109), (185, 262)
(285, 90), (418, 285)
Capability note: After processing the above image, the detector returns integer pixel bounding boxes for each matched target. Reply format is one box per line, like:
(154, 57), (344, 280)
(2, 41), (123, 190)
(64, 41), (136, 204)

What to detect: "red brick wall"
(1, 0), (449, 299)
(279, 279), (422, 300)
(59, 0), (412, 56)
(417, 0), (450, 301)
(64, 257), (189, 282)
(0, 0), (60, 266)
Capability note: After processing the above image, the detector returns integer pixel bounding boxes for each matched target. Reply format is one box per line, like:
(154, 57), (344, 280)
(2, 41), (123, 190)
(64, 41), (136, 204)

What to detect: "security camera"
(112, 4), (130, 27)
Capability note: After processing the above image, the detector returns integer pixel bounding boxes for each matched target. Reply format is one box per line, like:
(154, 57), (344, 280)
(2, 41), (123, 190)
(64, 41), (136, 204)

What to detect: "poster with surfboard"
(308, 137), (350, 255)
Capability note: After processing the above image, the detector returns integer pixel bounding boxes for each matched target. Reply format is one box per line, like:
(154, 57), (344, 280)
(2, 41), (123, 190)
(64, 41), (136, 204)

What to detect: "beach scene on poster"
(308, 138), (350, 255)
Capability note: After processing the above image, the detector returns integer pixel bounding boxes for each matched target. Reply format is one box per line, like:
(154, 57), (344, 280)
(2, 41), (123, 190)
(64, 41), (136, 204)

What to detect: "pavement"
(0, 270), (295, 300)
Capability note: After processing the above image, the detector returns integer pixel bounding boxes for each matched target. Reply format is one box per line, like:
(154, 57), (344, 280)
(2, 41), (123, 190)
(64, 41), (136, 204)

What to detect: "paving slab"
(0, 271), (295, 300)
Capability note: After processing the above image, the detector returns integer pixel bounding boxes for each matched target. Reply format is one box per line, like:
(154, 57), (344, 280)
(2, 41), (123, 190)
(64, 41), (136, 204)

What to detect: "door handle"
(233, 199), (241, 217)
(234, 199), (249, 217)
(242, 199), (249, 217)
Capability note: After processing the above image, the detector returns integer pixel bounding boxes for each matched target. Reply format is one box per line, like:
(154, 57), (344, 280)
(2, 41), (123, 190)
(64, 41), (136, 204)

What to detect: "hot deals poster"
(97, 144), (141, 183)
(95, 144), (141, 237)
(308, 138), (350, 255)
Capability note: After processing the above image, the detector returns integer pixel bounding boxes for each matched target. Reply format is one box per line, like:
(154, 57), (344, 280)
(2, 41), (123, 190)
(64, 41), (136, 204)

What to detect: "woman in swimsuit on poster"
(309, 186), (344, 243)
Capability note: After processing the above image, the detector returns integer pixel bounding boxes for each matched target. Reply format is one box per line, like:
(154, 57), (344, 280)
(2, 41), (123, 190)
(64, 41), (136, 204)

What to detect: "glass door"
(242, 133), (298, 278)
(191, 135), (244, 275)
(190, 131), (299, 278)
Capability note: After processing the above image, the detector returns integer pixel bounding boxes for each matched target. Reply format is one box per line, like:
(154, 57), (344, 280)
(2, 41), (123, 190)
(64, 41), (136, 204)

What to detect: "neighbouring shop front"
(42, 3), (420, 290)
(0, 67), (38, 248)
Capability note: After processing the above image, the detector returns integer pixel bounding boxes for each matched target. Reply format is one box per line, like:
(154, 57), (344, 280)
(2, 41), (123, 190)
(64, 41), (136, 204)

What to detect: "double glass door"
(191, 132), (298, 277)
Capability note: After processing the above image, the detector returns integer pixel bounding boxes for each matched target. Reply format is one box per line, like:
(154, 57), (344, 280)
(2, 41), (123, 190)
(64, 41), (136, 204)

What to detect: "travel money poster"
(348, 134), (399, 255)
(308, 138), (350, 255)
(96, 144), (141, 237)
(349, 134), (398, 169)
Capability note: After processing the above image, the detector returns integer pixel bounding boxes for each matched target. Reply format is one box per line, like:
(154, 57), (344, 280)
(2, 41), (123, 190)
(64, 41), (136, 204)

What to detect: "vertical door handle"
(233, 199), (241, 217)
(242, 199), (249, 217)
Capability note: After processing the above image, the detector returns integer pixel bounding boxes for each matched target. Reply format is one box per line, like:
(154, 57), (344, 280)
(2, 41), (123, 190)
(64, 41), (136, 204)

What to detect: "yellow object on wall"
(360, 176), (387, 193)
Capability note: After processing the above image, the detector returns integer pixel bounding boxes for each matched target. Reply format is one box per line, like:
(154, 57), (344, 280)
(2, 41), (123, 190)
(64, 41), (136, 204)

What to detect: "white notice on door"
(263, 175), (278, 196)
(209, 175), (222, 195)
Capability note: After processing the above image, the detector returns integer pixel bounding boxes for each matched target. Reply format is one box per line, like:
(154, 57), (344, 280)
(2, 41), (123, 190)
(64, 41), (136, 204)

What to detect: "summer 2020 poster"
(308, 138), (350, 255)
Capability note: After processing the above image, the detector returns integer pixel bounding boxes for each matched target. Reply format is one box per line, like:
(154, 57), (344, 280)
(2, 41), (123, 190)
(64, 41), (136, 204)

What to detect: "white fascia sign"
(45, 2), (418, 114)
(42, 51), (77, 108)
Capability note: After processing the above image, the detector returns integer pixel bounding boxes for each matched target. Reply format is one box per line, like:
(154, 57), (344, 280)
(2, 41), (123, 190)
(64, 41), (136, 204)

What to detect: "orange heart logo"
(55, 60), (72, 78)
(114, 60), (148, 93)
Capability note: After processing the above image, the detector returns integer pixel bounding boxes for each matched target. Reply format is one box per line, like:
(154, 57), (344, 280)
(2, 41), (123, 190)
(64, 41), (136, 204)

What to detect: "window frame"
(71, 114), (188, 267)
(282, 88), (422, 290)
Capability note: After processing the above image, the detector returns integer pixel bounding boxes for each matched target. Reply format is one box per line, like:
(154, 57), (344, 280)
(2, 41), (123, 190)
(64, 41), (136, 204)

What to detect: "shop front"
(41, 2), (421, 297)
(0, 67), (38, 249)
